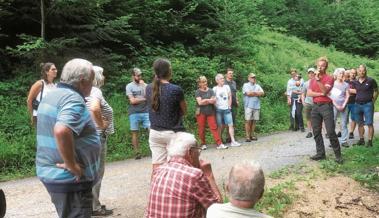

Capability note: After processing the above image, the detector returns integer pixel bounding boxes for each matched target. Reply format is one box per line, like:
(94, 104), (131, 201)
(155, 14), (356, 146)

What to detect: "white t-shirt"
(207, 203), (272, 218)
(213, 85), (231, 110)
(33, 80), (56, 116)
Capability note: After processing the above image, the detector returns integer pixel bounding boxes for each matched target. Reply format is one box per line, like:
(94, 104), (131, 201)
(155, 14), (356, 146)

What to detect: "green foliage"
(319, 138), (379, 191)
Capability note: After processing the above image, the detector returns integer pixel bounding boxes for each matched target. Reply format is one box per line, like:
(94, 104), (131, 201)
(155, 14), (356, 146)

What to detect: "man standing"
(36, 59), (100, 218)
(126, 68), (150, 159)
(146, 132), (222, 218)
(302, 68), (315, 138)
(351, 64), (378, 147)
(225, 68), (239, 142)
(207, 161), (272, 218)
(242, 73), (264, 142)
(307, 57), (342, 164)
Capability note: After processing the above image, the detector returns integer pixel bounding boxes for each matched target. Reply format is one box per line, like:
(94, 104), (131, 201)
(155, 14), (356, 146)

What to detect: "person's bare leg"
(245, 121), (251, 139)
(251, 120), (256, 137)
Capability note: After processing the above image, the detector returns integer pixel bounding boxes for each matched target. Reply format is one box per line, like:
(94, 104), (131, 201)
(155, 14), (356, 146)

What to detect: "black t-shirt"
(347, 79), (356, 104)
(146, 83), (185, 132)
(352, 77), (378, 103)
(225, 79), (237, 106)
(195, 88), (216, 115)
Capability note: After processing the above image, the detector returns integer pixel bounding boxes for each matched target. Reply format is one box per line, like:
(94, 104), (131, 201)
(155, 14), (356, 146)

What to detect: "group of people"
(28, 58), (270, 218)
(287, 57), (378, 163)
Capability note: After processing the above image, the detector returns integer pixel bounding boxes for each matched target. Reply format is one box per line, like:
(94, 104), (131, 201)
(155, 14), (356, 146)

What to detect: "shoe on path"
(201, 144), (207, 150)
(310, 154), (326, 161)
(245, 138), (251, 142)
(356, 138), (365, 146)
(306, 132), (313, 138)
(216, 144), (228, 149)
(92, 206), (113, 216)
(250, 136), (258, 141)
(230, 141), (241, 147)
(349, 132), (354, 139)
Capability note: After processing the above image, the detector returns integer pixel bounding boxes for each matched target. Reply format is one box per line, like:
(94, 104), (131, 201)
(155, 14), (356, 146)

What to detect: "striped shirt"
(85, 87), (114, 135)
(146, 157), (218, 218)
(36, 83), (100, 192)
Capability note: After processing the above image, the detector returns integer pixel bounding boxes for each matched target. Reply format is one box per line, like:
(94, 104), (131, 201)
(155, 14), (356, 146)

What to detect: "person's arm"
(373, 80), (378, 103)
(200, 160), (223, 203)
(54, 124), (83, 181)
(342, 88), (350, 109)
(89, 99), (108, 130)
(180, 100), (187, 115)
(127, 95), (146, 105)
(196, 97), (210, 105)
(26, 81), (43, 116)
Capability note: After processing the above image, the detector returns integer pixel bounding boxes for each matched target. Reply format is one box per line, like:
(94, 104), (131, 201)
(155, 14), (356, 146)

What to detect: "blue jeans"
(355, 102), (374, 125)
(334, 106), (348, 143)
(347, 103), (357, 122)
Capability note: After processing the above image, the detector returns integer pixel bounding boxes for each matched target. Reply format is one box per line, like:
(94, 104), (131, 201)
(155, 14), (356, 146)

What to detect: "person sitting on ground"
(213, 73), (240, 148)
(195, 76), (225, 150)
(145, 132), (222, 218)
(242, 73), (264, 142)
(206, 161), (272, 218)
(330, 68), (349, 147)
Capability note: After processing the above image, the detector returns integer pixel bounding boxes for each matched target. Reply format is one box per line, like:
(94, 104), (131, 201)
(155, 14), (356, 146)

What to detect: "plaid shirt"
(145, 157), (219, 218)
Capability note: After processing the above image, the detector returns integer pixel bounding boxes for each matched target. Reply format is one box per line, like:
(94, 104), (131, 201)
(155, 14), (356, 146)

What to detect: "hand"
(102, 119), (110, 130)
(56, 162), (83, 182)
(199, 160), (213, 177)
(287, 98), (291, 106)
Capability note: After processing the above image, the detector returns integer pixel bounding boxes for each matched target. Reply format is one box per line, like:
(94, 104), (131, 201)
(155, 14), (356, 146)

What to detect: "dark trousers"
(311, 103), (341, 157)
(49, 189), (92, 218)
(290, 98), (304, 130)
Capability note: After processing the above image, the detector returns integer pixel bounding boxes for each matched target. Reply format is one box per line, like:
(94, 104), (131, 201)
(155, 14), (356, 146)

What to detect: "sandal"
(250, 136), (258, 141)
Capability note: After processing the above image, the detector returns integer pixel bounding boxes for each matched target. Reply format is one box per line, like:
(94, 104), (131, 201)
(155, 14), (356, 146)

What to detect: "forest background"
(1, 0), (379, 179)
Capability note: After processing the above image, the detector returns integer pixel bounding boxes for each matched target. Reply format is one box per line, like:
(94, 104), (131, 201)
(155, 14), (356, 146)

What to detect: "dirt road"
(2, 113), (378, 218)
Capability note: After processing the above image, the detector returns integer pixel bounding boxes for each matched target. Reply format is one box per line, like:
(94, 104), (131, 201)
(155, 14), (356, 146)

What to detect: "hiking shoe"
(310, 154), (326, 161)
(92, 206), (113, 216)
(217, 144), (228, 149)
(366, 140), (373, 147)
(201, 144), (207, 150)
(250, 136), (258, 141)
(306, 132), (313, 138)
(337, 131), (341, 137)
(341, 142), (349, 148)
(349, 132), (354, 139)
(135, 153), (142, 160)
(245, 138), (251, 142)
(356, 138), (365, 146)
(230, 141), (241, 147)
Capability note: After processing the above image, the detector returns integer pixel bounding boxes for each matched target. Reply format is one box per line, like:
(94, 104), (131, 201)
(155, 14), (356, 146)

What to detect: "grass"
(319, 137), (379, 191)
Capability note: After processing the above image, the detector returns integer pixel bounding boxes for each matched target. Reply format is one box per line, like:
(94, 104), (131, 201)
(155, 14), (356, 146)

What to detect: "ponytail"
(151, 58), (172, 111)
(152, 77), (160, 111)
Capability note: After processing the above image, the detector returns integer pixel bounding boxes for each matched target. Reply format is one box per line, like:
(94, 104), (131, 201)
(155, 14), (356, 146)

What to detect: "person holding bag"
(26, 62), (57, 126)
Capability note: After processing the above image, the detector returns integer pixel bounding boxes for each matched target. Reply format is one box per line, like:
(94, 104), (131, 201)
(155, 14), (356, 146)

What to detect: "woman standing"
(85, 66), (114, 216)
(27, 63), (57, 126)
(195, 76), (225, 150)
(146, 58), (187, 172)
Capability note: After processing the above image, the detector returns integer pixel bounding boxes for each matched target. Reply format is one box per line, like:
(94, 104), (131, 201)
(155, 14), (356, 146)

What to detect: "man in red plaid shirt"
(145, 132), (222, 218)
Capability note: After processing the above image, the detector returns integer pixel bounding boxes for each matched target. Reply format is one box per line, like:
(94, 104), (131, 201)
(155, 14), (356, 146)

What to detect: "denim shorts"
(347, 103), (358, 122)
(355, 102), (374, 125)
(129, 113), (150, 130)
(216, 109), (233, 126)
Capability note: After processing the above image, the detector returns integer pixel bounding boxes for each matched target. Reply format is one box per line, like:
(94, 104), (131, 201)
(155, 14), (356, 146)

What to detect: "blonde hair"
(316, 56), (329, 67)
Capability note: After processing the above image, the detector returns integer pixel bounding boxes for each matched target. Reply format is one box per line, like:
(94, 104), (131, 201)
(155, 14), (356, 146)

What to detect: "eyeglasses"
(190, 146), (202, 154)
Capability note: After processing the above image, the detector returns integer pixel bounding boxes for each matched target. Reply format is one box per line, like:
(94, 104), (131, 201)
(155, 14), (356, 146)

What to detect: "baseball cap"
(248, 73), (256, 78)
(307, 68), (316, 73)
(132, 68), (142, 75)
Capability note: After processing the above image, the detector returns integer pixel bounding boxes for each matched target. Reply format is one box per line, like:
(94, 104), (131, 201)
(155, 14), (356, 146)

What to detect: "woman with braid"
(146, 58), (187, 174)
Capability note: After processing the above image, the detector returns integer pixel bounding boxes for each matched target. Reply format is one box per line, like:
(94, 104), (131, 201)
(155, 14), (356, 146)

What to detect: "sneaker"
(230, 141), (241, 147)
(357, 138), (365, 146)
(337, 131), (341, 137)
(217, 144), (228, 149)
(306, 132), (313, 138)
(310, 154), (326, 161)
(201, 144), (207, 150)
(92, 206), (113, 216)
(349, 132), (354, 139)
(366, 140), (373, 147)
(341, 142), (349, 148)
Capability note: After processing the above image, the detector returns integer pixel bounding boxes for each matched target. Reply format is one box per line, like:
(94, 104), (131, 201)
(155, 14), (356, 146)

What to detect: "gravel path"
(2, 113), (378, 218)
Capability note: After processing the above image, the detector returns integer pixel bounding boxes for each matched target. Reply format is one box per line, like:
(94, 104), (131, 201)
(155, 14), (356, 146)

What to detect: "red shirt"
(309, 73), (334, 103)
(145, 157), (219, 218)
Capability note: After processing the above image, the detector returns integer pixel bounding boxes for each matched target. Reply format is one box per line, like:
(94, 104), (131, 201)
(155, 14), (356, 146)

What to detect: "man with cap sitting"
(242, 73), (264, 142)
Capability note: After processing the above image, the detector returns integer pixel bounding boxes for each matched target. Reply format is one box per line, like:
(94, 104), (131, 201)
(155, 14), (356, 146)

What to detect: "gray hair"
(92, 66), (105, 88)
(167, 132), (197, 158)
(228, 161), (265, 202)
(60, 59), (93, 86)
(215, 73), (224, 82)
(333, 68), (345, 77)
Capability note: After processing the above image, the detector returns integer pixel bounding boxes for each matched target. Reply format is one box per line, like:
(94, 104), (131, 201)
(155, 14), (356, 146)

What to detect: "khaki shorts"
(244, 108), (260, 121)
(149, 129), (176, 164)
(304, 103), (313, 121)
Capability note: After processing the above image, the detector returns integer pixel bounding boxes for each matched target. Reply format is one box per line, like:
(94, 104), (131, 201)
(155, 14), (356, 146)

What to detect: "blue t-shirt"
(242, 82), (263, 109)
(36, 83), (100, 192)
(146, 83), (185, 132)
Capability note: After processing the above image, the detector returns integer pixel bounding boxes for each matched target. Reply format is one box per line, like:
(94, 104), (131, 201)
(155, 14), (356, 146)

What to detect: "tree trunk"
(41, 0), (45, 40)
